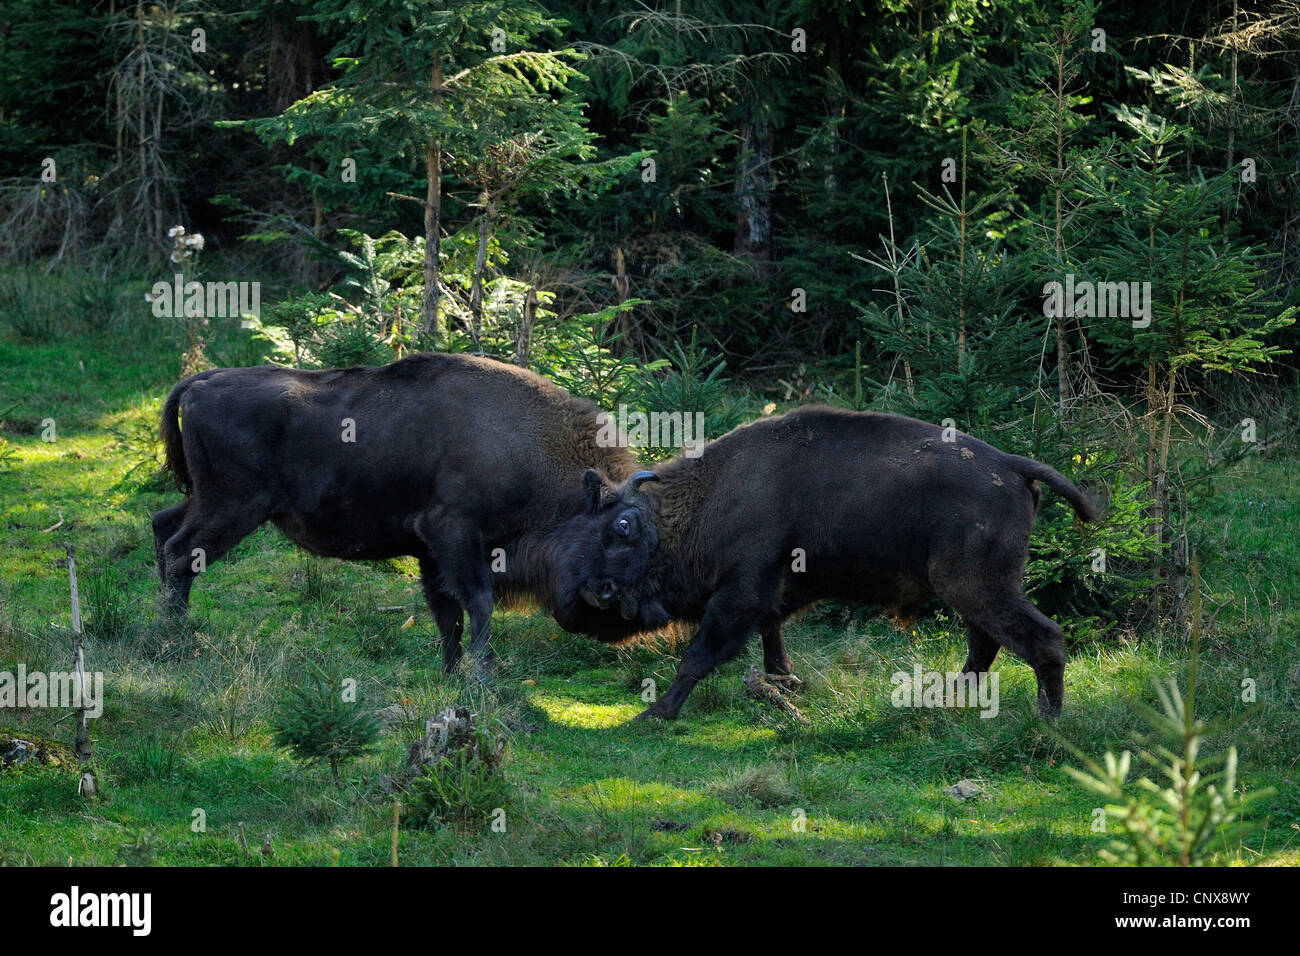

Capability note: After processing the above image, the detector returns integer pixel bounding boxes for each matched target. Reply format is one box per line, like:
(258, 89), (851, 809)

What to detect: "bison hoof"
(633, 704), (673, 722)
(1037, 691), (1062, 721)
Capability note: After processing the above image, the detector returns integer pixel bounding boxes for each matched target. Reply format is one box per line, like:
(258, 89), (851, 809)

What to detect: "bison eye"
(616, 516), (632, 535)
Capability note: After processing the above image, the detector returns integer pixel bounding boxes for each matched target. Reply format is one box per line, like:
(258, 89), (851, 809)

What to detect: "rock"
(943, 779), (982, 800)
(0, 732), (77, 770)
(652, 818), (689, 832)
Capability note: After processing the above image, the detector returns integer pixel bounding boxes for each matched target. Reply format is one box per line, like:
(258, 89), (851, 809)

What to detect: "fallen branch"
(742, 666), (809, 726)
(41, 511), (64, 533)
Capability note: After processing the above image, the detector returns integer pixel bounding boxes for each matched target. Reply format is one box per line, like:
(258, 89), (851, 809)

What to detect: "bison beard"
(152, 352), (651, 677)
(571, 406), (1099, 721)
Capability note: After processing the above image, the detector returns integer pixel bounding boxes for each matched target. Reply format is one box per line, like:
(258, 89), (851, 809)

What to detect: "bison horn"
(627, 471), (659, 499)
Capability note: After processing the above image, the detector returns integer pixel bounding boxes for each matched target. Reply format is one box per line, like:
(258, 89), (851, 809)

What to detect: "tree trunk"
(422, 61), (443, 341)
(514, 287), (537, 367)
(1144, 361), (1167, 617)
(470, 194), (491, 350)
(957, 127), (968, 373)
(733, 113), (772, 267)
(1053, 41), (1072, 416)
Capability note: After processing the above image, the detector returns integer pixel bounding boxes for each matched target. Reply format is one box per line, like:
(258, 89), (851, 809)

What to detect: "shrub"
(272, 661), (381, 787)
(0, 271), (60, 341)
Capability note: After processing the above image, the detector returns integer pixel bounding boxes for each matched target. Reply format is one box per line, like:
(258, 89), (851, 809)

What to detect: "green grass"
(1, 269), (1297, 866)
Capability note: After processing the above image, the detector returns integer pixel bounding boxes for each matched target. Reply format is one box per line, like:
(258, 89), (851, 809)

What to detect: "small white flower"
(168, 224), (185, 238)
(185, 233), (205, 251)
(144, 292), (155, 302)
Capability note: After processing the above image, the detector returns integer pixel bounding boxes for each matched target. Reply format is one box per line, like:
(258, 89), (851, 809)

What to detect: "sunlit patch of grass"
(532, 692), (640, 729)
(0, 295), (1296, 866)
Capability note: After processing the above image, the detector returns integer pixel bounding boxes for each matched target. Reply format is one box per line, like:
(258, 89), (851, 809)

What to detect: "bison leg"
(151, 502), (188, 585)
(637, 589), (765, 721)
(961, 624), (1001, 678)
(953, 596), (1066, 719)
(161, 504), (264, 615)
(1003, 599), (1067, 719)
(419, 558), (465, 673)
(760, 617), (795, 680)
(416, 517), (496, 684)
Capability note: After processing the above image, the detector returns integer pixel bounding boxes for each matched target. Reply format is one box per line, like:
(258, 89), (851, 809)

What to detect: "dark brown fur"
(153, 352), (645, 674)
(570, 405), (1097, 720)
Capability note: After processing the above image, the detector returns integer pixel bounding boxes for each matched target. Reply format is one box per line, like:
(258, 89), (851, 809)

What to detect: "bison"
(568, 405), (1098, 720)
(153, 352), (647, 676)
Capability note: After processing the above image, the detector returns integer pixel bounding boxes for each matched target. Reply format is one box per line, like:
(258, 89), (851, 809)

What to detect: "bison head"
(550, 469), (666, 635)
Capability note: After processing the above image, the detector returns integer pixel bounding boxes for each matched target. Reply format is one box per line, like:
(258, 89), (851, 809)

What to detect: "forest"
(0, 0), (1297, 868)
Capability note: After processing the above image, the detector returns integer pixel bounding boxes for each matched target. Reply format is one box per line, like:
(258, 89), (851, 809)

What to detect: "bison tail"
(1009, 455), (1098, 522)
(160, 371), (217, 493)
(160, 380), (190, 493)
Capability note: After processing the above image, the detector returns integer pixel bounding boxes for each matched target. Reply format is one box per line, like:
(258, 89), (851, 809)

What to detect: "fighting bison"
(153, 352), (646, 676)
(569, 405), (1098, 720)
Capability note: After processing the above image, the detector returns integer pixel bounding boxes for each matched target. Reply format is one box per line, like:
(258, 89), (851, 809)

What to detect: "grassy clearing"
(1, 274), (1296, 866)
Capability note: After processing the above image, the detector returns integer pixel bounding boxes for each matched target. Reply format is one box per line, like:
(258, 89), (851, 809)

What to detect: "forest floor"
(1, 292), (1297, 866)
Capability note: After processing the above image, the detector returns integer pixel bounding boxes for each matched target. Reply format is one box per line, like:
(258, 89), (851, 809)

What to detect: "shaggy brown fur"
(153, 352), (645, 675)
(568, 405), (1097, 720)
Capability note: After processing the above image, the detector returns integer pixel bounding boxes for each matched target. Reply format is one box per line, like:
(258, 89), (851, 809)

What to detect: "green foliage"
(125, 733), (185, 782)
(0, 271), (61, 341)
(114, 831), (158, 867)
(272, 661), (381, 788)
(857, 175), (1034, 441)
(313, 316), (395, 370)
(1077, 109), (1295, 379)
(0, 1), (112, 162)
(251, 230), (424, 368)
(1025, 459), (1156, 622)
(255, 292), (336, 367)
(1066, 668), (1271, 865)
(629, 328), (746, 458)
(535, 301), (664, 408)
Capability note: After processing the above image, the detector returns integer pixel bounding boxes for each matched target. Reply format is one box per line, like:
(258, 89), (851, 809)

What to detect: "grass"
(0, 263), (1297, 866)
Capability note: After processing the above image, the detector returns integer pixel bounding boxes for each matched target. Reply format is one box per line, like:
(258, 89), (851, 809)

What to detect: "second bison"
(569, 405), (1098, 720)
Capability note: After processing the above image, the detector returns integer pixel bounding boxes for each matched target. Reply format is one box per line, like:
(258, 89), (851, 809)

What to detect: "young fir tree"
(1074, 106), (1294, 613)
(981, 0), (1104, 419)
(272, 662), (381, 788)
(241, 0), (605, 342)
(857, 129), (1034, 443)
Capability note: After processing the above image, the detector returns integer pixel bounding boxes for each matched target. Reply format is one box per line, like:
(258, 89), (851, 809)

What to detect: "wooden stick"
(742, 666), (810, 726)
(67, 546), (97, 799)
(391, 800), (401, 867)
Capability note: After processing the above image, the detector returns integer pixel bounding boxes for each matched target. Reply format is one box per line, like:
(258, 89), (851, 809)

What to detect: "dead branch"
(742, 666), (809, 726)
